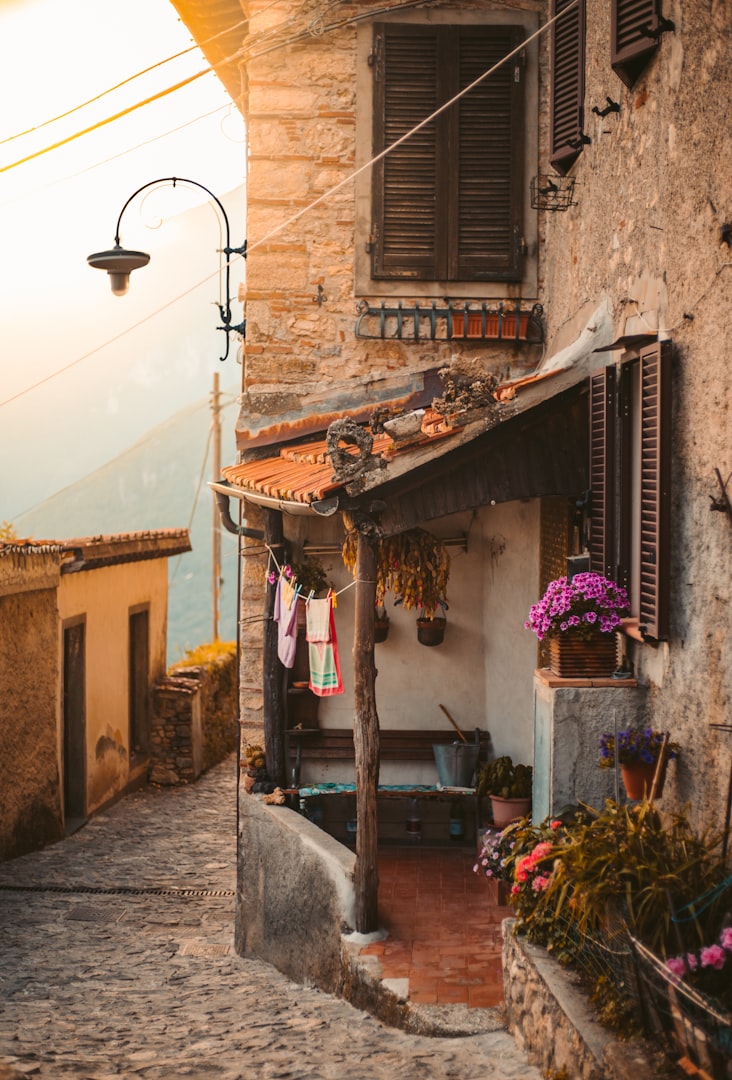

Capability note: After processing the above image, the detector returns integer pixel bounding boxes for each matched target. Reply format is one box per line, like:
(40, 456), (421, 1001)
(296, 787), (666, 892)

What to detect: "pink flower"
(532, 874), (551, 892)
(666, 956), (686, 978)
(700, 944), (727, 971)
(531, 841), (553, 859)
(511, 884), (520, 895)
(720, 927), (732, 951)
(550, 820), (561, 829)
(686, 953), (698, 972)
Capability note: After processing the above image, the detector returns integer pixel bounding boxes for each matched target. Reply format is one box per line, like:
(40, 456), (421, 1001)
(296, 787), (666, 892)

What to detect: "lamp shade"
(87, 245), (151, 296)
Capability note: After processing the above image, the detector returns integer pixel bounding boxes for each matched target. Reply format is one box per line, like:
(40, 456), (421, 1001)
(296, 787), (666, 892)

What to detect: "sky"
(0, 0), (246, 521)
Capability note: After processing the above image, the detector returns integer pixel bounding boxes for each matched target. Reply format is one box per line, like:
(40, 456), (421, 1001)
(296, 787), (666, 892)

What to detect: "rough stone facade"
(150, 648), (239, 785)
(502, 920), (660, 1080)
(539, 0), (732, 834)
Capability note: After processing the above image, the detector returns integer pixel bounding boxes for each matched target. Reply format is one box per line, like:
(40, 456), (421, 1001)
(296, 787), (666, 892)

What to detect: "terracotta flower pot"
(490, 795), (532, 829)
(621, 758), (667, 800)
(548, 630), (618, 678)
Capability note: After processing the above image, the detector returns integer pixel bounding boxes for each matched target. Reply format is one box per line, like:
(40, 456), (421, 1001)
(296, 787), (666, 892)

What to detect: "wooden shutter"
(550, 0), (586, 175)
(611, 0), (660, 89)
(454, 26), (523, 281)
(588, 366), (616, 579)
(372, 25), (440, 279)
(372, 23), (523, 282)
(638, 341), (672, 640)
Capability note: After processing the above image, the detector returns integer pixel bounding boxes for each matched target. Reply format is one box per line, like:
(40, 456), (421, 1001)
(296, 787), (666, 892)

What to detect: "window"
(611, 0), (662, 89)
(550, 0), (587, 175)
(588, 342), (672, 640)
(370, 22), (525, 283)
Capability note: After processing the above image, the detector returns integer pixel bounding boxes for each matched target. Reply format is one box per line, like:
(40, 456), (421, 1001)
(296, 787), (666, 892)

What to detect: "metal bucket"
(433, 742), (480, 788)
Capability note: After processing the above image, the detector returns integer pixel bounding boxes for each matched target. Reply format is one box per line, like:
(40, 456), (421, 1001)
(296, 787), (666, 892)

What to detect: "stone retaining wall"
(502, 919), (660, 1080)
(150, 650), (238, 785)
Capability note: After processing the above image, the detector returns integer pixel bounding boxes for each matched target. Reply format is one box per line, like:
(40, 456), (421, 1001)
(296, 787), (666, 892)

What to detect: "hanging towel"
(274, 576), (299, 669)
(306, 596), (344, 696)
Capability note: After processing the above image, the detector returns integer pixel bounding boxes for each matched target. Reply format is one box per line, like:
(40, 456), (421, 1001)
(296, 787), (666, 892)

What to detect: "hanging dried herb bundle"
(342, 527), (449, 619)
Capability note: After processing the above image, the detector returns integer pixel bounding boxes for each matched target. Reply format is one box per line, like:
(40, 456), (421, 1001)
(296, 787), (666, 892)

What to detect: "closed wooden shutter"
(372, 23), (523, 282)
(550, 0), (586, 175)
(638, 341), (671, 640)
(588, 366), (616, 579)
(611, 0), (659, 88)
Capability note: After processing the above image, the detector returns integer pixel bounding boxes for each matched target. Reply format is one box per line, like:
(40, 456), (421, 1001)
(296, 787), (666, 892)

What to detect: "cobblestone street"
(0, 757), (541, 1079)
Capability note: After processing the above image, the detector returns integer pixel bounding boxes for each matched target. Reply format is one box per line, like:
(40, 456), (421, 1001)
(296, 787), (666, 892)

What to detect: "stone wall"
(502, 920), (660, 1080)
(150, 648), (238, 785)
(236, 793), (356, 993)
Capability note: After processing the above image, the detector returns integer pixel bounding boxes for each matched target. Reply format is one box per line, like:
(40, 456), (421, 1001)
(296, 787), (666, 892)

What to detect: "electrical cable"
(0, 4), (576, 410)
(0, 17), (249, 148)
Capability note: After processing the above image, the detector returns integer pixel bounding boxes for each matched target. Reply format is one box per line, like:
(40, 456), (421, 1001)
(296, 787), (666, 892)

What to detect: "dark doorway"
(63, 620), (86, 823)
(129, 607), (150, 758)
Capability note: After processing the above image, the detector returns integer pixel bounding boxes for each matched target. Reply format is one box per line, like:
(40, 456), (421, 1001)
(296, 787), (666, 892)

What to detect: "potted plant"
(598, 728), (680, 799)
(525, 571), (629, 677)
(477, 755), (533, 828)
(342, 527), (450, 645)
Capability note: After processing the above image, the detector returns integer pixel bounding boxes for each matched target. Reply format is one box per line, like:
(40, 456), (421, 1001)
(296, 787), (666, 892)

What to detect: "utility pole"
(211, 372), (221, 642)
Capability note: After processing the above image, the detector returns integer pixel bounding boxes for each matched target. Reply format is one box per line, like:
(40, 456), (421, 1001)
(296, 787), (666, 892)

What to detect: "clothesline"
(264, 544), (374, 600)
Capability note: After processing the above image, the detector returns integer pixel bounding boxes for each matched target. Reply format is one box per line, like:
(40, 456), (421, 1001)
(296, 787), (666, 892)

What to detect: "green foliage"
(477, 755), (533, 799)
(591, 974), (643, 1038)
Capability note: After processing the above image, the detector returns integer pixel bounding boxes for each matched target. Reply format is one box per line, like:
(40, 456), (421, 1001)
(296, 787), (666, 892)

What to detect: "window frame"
(353, 10), (539, 301)
(370, 22), (525, 284)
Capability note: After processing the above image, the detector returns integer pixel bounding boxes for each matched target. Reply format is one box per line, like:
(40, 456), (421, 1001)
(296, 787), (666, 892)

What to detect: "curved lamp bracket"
(87, 176), (247, 361)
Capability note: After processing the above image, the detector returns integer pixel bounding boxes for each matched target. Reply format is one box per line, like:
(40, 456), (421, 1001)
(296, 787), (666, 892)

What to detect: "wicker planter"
(548, 631), (618, 678)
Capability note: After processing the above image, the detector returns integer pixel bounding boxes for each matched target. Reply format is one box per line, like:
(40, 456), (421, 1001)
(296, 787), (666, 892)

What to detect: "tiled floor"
(358, 845), (512, 1009)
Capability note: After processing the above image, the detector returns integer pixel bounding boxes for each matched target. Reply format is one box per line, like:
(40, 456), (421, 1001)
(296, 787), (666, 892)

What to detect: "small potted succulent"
(477, 755), (533, 828)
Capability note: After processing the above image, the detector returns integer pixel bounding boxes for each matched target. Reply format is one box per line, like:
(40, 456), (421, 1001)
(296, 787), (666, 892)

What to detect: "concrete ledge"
(502, 919), (662, 1080)
(236, 795), (357, 994)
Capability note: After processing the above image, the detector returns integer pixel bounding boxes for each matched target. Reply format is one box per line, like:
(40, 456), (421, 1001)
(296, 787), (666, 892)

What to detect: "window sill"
(619, 618), (644, 642)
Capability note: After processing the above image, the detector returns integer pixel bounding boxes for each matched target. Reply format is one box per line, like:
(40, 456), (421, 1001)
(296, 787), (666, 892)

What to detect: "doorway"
(129, 606), (150, 758)
(62, 619), (86, 824)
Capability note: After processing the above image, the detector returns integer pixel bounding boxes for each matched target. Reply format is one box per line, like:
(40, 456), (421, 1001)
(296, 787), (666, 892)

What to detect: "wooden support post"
(261, 507), (286, 788)
(353, 530), (380, 933)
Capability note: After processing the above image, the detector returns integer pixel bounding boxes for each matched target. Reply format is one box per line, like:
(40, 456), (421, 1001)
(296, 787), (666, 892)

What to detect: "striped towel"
(306, 596), (344, 697)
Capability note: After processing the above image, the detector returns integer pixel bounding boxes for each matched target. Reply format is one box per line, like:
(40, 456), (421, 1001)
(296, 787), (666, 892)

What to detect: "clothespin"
(329, 587), (337, 609)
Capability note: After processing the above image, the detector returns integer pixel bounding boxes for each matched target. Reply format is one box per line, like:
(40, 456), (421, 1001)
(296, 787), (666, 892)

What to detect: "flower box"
(548, 631), (618, 678)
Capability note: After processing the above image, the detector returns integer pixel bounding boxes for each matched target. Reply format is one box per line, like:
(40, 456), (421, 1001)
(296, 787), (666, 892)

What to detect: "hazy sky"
(0, 0), (246, 520)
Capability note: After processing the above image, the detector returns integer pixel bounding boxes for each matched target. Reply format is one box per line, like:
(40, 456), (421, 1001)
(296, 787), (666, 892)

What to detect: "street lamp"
(87, 176), (247, 361)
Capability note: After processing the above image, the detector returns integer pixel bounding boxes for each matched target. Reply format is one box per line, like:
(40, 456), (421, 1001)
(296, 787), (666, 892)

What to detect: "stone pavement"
(0, 757), (542, 1080)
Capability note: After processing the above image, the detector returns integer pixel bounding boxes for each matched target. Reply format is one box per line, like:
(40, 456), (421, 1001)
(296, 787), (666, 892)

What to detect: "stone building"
(169, 0), (732, 941)
(0, 530), (190, 860)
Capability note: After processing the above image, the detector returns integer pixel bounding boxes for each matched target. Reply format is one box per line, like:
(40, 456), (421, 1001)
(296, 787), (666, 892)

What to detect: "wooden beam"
(353, 531), (380, 933)
(261, 508), (286, 787)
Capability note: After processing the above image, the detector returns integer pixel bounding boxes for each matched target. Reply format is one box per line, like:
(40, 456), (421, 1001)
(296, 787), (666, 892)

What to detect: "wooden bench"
(286, 726), (492, 765)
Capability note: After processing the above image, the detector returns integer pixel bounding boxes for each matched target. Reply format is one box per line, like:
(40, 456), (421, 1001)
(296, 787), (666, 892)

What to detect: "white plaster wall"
(284, 501), (538, 785)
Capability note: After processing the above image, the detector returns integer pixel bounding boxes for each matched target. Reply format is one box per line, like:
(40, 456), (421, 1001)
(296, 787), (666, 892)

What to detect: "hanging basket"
(374, 616), (390, 643)
(548, 631), (618, 678)
(417, 616), (446, 647)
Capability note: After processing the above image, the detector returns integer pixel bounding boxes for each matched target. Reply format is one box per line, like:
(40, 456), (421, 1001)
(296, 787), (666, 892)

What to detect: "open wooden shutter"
(611, 0), (660, 89)
(454, 26), (523, 281)
(550, 0), (586, 175)
(638, 341), (672, 640)
(588, 366), (617, 579)
(372, 23), (524, 282)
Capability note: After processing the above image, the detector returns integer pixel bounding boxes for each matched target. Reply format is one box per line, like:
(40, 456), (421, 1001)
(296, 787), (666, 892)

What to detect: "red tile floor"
(358, 846), (512, 1009)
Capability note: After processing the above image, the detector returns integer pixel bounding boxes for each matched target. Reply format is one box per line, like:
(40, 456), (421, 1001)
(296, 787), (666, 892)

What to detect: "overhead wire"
(0, 17), (249, 148)
(0, 2), (577, 410)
